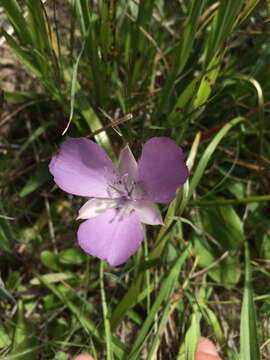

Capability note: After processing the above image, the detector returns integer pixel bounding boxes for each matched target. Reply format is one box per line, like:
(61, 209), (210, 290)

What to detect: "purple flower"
(49, 137), (188, 266)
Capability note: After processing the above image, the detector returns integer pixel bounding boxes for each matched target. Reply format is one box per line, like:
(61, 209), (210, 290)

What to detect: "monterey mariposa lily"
(49, 137), (188, 266)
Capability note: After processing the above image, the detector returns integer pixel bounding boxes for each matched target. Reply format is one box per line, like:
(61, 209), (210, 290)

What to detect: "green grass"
(0, 0), (270, 359)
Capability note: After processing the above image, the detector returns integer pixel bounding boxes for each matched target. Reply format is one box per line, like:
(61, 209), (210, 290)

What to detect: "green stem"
(188, 194), (270, 207)
(100, 260), (112, 360)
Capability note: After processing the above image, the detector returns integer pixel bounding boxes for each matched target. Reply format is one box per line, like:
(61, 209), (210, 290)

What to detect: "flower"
(49, 137), (188, 266)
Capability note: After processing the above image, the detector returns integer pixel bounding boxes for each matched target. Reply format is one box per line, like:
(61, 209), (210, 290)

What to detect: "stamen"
(128, 180), (135, 196)
(122, 173), (130, 194)
(108, 174), (137, 201)
(109, 184), (125, 196)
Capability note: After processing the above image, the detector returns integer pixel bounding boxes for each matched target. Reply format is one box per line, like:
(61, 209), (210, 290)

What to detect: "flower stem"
(100, 260), (113, 360)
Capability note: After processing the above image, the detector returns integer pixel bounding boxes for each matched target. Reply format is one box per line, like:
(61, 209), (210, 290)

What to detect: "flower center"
(108, 173), (137, 202)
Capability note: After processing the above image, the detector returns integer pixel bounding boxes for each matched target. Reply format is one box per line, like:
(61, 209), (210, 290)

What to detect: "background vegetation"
(0, 0), (269, 359)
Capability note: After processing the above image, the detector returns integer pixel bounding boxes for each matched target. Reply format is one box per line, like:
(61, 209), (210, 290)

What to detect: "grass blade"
(10, 299), (39, 360)
(34, 272), (129, 359)
(187, 116), (244, 202)
(100, 0), (117, 75)
(128, 244), (192, 359)
(0, 0), (32, 44)
(240, 241), (261, 360)
(72, 0), (92, 37)
(0, 28), (42, 79)
(100, 261), (113, 360)
(129, 0), (155, 85)
(204, 0), (245, 65)
(176, 0), (206, 75)
(193, 46), (226, 115)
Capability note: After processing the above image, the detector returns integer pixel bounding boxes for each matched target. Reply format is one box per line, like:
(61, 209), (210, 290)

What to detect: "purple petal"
(78, 209), (144, 266)
(118, 144), (137, 180)
(49, 138), (118, 197)
(130, 200), (163, 225)
(77, 198), (120, 220)
(135, 137), (189, 203)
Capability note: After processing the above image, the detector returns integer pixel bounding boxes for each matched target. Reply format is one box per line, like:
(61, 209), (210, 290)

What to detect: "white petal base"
(77, 198), (120, 220)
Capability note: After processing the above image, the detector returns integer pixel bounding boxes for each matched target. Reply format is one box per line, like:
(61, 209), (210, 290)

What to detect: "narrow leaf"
(240, 242), (261, 360)
(187, 116), (244, 202)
